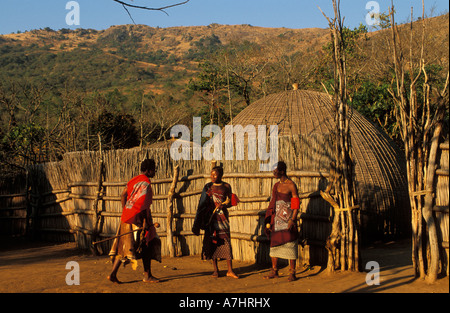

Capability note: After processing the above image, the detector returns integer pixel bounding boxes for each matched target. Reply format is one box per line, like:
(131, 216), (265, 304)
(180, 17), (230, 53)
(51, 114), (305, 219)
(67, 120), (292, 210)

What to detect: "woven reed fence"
(1, 139), (447, 268)
(0, 175), (28, 237)
(435, 142), (449, 275)
(1, 136), (332, 265)
(19, 144), (332, 266)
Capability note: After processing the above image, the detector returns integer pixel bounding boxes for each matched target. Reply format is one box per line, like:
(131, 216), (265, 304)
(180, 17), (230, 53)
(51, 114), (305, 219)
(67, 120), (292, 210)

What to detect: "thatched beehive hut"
(223, 88), (411, 245)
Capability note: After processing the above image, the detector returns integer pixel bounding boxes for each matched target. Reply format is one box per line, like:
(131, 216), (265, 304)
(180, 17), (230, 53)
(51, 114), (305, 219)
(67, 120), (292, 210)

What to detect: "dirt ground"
(0, 237), (448, 294)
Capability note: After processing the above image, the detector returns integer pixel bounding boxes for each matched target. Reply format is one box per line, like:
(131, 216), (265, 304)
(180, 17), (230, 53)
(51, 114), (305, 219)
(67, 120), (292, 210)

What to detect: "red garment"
(291, 197), (300, 210)
(121, 174), (153, 226)
(231, 193), (240, 206)
(265, 182), (299, 247)
(109, 174), (160, 264)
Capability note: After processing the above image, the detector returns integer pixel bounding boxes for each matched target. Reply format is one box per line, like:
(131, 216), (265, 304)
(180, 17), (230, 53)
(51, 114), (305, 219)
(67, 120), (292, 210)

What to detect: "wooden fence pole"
(91, 159), (105, 254)
(91, 136), (105, 254)
(25, 169), (31, 237)
(166, 165), (180, 257)
(423, 124), (442, 283)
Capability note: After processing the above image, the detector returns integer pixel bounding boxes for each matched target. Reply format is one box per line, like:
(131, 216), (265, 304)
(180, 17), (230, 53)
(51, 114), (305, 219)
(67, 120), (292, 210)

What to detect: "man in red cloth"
(108, 159), (161, 283)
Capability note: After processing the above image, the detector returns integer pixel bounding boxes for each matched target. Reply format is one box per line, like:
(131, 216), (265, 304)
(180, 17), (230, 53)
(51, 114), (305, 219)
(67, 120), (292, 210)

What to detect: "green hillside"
(0, 14), (448, 174)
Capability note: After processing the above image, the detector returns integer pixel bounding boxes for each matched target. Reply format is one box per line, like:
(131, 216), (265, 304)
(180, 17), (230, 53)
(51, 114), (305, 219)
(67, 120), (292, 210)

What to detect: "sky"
(0, 0), (448, 35)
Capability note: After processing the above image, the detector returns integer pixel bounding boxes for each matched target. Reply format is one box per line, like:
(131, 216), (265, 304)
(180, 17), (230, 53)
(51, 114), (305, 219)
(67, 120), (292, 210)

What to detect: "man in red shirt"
(108, 159), (161, 283)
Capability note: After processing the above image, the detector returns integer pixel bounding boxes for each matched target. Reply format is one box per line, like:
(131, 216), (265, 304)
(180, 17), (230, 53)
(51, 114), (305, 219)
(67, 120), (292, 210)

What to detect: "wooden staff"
(207, 197), (231, 225)
(92, 222), (160, 245)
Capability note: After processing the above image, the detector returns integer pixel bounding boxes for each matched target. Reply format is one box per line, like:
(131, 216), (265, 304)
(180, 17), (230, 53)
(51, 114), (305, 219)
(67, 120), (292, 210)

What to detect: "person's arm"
(192, 184), (210, 235)
(120, 187), (128, 209)
(267, 183), (277, 211)
(222, 183), (233, 209)
(145, 185), (153, 228)
(264, 183), (278, 235)
(288, 182), (300, 229)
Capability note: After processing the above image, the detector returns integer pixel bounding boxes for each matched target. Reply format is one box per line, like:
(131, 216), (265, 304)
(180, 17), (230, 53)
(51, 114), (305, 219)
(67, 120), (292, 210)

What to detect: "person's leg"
(212, 258), (219, 277)
(288, 259), (297, 282)
(107, 258), (122, 283)
(142, 251), (160, 283)
(264, 257), (279, 279)
(226, 260), (239, 279)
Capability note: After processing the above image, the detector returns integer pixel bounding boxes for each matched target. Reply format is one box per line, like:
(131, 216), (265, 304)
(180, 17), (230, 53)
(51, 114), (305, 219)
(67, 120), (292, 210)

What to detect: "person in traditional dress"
(108, 159), (162, 284)
(192, 166), (239, 279)
(264, 161), (300, 282)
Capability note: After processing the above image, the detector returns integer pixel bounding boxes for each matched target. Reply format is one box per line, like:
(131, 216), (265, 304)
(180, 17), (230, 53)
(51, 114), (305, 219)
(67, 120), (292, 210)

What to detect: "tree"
(90, 111), (139, 150)
(188, 61), (229, 127)
(0, 83), (57, 170)
(319, 0), (361, 273)
(388, 1), (449, 283)
(1, 123), (46, 169)
(222, 42), (270, 106)
(138, 93), (190, 145)
(349, 80), (400, 143)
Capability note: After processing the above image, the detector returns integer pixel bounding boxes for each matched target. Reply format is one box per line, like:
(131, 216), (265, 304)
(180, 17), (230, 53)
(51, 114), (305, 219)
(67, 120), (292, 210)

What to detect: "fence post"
(91, 158), (105, 254)
(25, 169), (31, 237)
(166, 165), (180, 257)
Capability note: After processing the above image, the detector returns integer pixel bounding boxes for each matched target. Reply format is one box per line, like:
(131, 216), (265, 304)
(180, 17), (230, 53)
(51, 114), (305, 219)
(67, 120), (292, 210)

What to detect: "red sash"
(121, 174), (153, 225)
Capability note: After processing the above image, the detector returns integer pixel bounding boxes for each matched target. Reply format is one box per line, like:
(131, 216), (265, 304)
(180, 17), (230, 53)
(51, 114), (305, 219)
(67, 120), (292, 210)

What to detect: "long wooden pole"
(166, 165), (180, 257)
(91, 135), (104, 254)
(423, 124), (442, 283)
(92, 223), (160, 245)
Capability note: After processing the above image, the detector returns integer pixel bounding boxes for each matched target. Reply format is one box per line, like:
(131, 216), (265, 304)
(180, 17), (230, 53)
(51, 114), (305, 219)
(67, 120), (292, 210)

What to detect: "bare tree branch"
(121, 4), (136, 24)
(113, 0), (191, 16)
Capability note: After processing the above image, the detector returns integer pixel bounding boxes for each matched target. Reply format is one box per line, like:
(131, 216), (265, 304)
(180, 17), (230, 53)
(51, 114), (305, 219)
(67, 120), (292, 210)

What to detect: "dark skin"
(264, 166), (300, 281)
(108, 167), (158, 284)
(210, 169), (239, 279)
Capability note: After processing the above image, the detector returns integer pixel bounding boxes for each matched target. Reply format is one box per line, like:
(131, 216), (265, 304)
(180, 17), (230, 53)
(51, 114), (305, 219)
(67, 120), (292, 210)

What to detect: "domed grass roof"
(229, 88), (410, 241)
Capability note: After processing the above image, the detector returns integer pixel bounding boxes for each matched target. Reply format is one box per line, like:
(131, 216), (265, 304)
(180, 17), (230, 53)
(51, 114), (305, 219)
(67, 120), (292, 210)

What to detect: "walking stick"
(206, 197), (232, 225)
(92, 222), (160, 245)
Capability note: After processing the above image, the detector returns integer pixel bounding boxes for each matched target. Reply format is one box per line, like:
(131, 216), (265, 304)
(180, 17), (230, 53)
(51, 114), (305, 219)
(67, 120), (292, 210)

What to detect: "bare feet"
(211, 271), (219, 278)
(288, 271), (297, 282)
(107, 275), (121, 284)
(226, 271), (239, 279)
(263, 268), (279, 279)
(143, 276), (160, 283)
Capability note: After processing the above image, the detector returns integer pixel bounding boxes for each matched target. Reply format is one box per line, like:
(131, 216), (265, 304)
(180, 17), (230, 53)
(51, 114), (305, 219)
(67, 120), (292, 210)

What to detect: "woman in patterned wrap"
(264, 161), (300, 282)
(192, 166), (239, 279)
